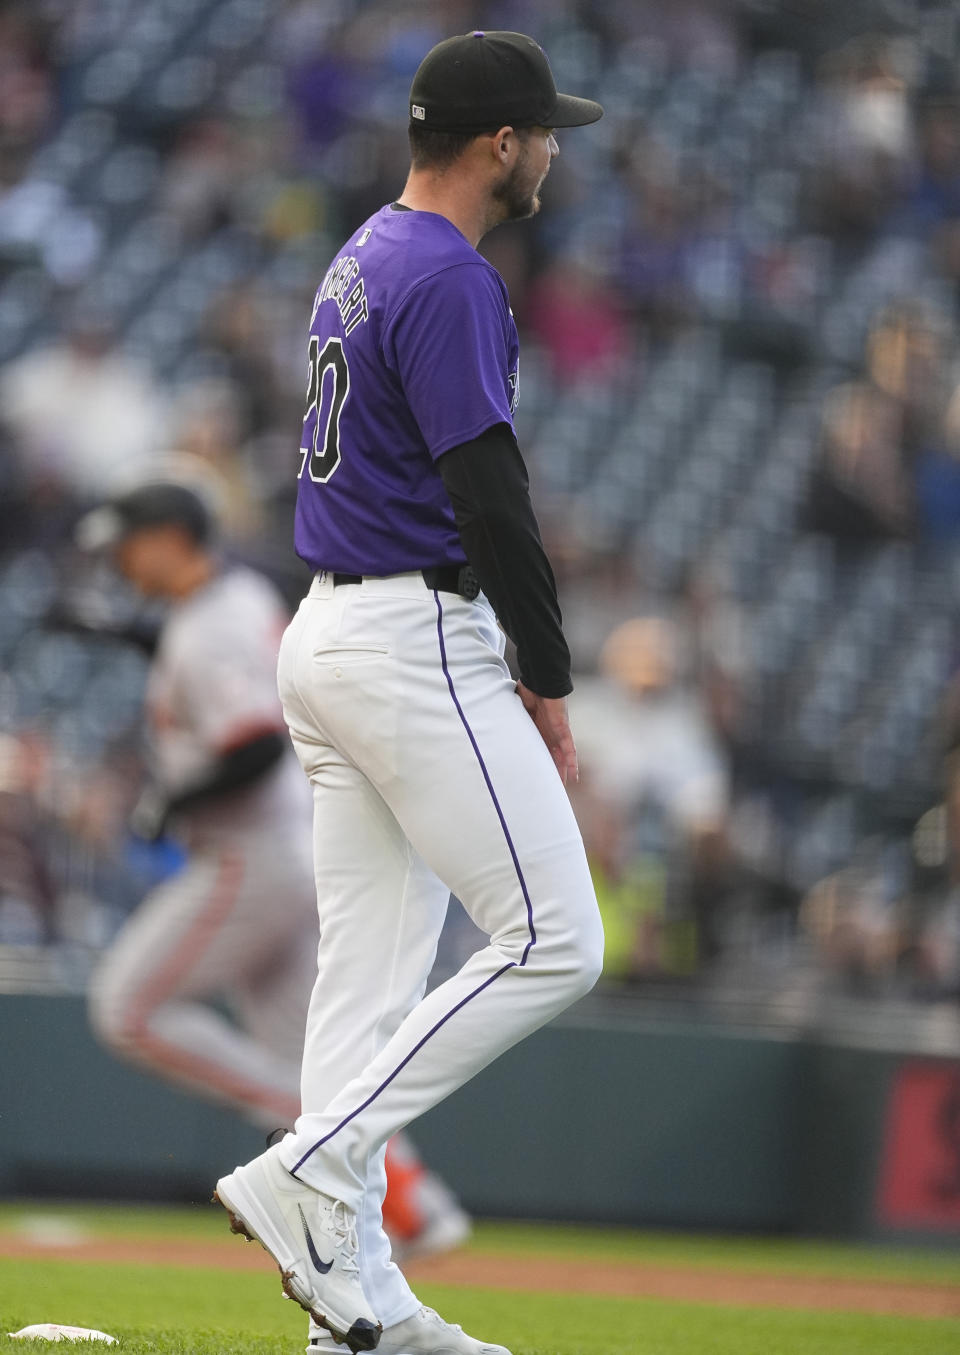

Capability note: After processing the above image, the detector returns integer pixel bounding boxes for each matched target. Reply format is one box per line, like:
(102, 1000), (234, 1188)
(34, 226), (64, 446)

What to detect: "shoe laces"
(418, 1305), (462, 1334)
(323, 1199), (360, 1276)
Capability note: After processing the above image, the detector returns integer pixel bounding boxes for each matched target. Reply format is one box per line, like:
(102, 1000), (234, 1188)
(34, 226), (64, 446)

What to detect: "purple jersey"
(294, 203), (520, 575)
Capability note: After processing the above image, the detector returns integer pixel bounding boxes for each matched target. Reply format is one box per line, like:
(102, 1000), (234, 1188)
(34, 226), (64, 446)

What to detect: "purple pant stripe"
(291, 960), (515, 1175)
(433, 592), (537, 963)
(289, 594), (536, 1175)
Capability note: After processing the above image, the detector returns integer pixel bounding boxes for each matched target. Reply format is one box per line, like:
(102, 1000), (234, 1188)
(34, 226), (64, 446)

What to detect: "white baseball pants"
(276, 571), (603, 1325)
(89, 833), (317, 1129)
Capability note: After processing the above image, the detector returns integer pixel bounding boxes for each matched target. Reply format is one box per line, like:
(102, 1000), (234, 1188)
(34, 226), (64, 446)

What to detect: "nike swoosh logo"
(298, 1204), (333, 1274)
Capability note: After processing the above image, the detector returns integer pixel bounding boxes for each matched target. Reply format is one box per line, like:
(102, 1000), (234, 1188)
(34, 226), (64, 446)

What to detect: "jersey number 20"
(299, 336), (349, 483)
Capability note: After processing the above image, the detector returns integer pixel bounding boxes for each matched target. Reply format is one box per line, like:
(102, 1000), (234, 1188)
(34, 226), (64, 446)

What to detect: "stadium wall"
(1, 995), (958, 1241)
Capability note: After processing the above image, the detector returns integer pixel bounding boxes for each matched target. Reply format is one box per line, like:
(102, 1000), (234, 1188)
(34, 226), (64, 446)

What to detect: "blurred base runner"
(77, 482), (468, 1261)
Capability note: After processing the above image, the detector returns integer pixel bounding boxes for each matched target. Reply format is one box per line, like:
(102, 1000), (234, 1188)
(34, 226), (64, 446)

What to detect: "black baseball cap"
(409, 31), (603, 133)
(75, 482), (212, 551)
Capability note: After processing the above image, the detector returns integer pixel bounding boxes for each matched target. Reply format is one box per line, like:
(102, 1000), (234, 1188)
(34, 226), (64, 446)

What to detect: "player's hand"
(515, 682), (579, 786)
(128, 784), (169, 843)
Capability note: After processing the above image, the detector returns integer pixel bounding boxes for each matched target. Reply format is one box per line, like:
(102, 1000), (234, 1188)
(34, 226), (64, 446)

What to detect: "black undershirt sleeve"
(167, 731), (287, 817)
(437, 422), (572, 698)
(45, 607), (161, 655)
(130, 730), (289, 841)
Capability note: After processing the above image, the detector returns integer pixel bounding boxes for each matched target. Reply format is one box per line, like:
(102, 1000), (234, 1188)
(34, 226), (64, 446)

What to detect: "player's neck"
(396, 169), (502, 249)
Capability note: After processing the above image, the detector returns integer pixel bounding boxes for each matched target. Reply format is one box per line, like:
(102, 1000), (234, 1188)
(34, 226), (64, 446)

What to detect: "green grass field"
(1, 1204), (959, 1355)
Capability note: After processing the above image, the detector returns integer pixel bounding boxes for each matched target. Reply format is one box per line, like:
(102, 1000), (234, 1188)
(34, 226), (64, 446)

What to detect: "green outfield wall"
(1, 994), (958, 1240)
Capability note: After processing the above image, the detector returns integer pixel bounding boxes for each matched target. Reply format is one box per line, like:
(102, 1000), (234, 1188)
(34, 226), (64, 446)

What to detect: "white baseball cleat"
(308, 1304), (511, 1354)
(214, 1143), (381, 1352)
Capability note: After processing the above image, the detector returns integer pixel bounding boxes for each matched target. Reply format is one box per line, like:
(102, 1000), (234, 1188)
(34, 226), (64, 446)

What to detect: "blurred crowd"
(2, 0), (960, 1021)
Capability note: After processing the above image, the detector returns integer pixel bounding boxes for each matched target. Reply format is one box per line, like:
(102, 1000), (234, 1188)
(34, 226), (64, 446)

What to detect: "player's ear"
(492, 126), (514, 163)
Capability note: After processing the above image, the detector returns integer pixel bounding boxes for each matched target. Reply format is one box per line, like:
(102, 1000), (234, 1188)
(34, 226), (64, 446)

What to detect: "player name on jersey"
(312, 254), (369, 337)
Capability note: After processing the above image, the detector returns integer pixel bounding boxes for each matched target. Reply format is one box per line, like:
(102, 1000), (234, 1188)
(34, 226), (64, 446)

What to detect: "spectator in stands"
(915, 376), (960, 545)
(799, 852), (907, 996)
(908, 802), (960, 1002)
(0, 305), (167, 499)
(800, 800), (960, 1003)
(806, 303), (950, 546)
(889, 84), (960, 242)
(869, 301), (948, 440)
(571, 616), (732, 979)
(285, 13), (382, 154)
(799, 648), (960, 1002)
(806, 377), (913, 543)
(889, 73), (960, 277)
(157, 118), (242, 240)
(808, 34), (913, 245)
(0, 427), (36, 554)
(526, 252), (634, 386)
(921, 95), (960, 306)
(167, 381), (265, 543)
(618, 147), (696, 335)
(0, 4), (54, 187)
(199, 286), (293, 436)
(0, 731), (56, 945)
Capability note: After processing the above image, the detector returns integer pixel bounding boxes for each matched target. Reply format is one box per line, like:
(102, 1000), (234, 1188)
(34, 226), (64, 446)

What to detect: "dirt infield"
(2, 1234), (958, 1320)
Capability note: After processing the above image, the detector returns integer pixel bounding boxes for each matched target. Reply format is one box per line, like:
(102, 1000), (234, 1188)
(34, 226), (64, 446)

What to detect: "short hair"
(408, 123), (483, 170)
(407, 122), (531, 171)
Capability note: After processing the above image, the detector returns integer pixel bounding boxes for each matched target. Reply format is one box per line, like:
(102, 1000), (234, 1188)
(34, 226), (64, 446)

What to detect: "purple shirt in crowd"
(294, 203), (520, 575)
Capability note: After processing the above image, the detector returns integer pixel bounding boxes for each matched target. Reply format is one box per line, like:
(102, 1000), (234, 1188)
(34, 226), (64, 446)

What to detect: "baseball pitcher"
(214, 32), (605, 1355)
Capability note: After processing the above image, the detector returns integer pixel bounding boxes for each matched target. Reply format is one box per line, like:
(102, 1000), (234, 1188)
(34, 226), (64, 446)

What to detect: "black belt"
(332, 565), (480, 600)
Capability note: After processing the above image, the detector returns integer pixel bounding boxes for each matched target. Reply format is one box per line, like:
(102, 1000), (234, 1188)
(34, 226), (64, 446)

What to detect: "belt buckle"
(457, 565), (480, 600)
